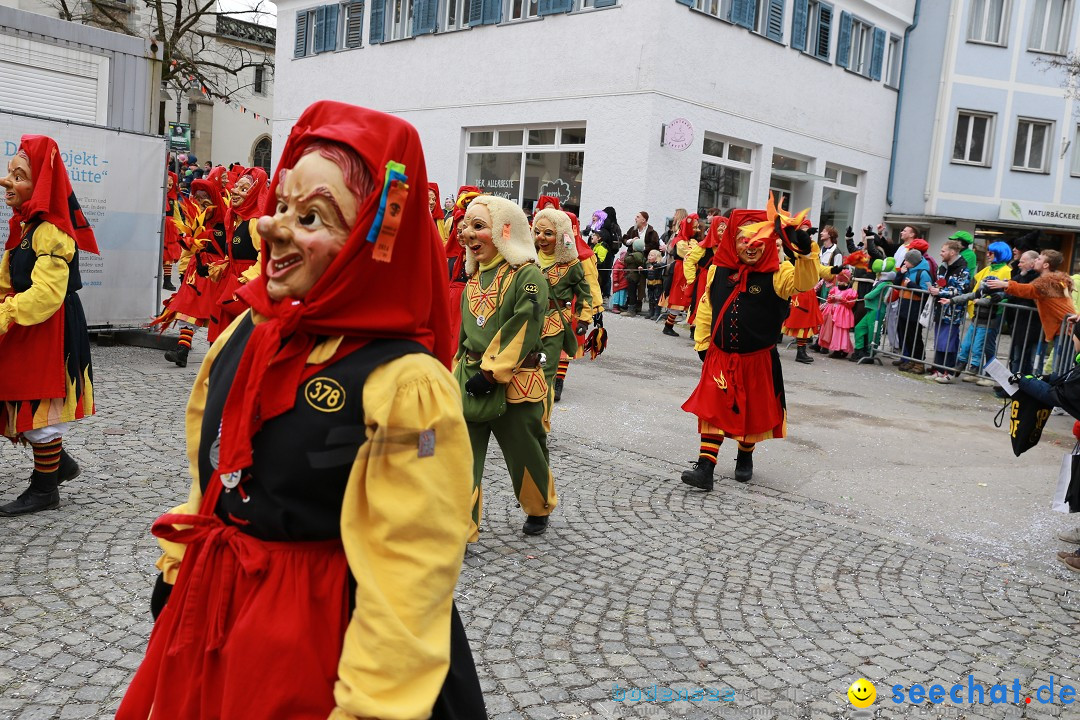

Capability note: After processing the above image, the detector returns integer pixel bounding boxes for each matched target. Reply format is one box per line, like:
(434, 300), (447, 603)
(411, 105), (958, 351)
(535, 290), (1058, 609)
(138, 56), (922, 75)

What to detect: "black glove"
(698, 349), (707, 362)
(830, 265), (845, 275)
(593, 312), (604, 329)
(845, 226), (854, 239)
(195, 255), (210, 277)
(576, 321), (589, 336)
(807, 226), (819, 237)
(465, 372), (496, 397)
(775, 217), (812, 256)
(150, 573), (172, 620)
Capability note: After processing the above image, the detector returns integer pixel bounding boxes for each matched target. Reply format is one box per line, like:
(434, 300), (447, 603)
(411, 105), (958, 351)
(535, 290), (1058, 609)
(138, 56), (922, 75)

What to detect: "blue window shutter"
(730, 0), (754, 28)
(413, 0), (437, 34)
(482, 0), (502, 24)
(324, 4), (339, 50)
(313, 5), (327, 52)
(869, 27), (886, 80)
(836, 10), (852, 67)
(765, 0), (784, 41)
(791, 0), (808, 50)
(676, 0), (693, 5)
(593, 0), (616, 6)
(369, 0), (385, 42)
(540, 0), (572, 15)
(469, 0), (484, 24)
(344, 2), (364, 47)
(294, 11), (309, 57)
(815, 2), (832, 58)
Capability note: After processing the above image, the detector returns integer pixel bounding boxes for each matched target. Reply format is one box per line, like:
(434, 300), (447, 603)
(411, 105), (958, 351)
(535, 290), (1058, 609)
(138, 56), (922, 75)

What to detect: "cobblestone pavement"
(1, 315), (1079, 720)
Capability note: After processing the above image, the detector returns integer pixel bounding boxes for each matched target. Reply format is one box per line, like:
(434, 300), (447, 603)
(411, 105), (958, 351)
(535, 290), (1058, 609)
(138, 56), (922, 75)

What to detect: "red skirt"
(450, 280), (466, 337)
(163, 221), (182, 264)
(782, 289), (823, 337)
(166, 266), (222, 325)
(0, 302), (65, 400)
(682, 346), (785, 440)
(117, 513), (349, 720)
(663, 260), (690, 311)
(207, 260), (257, 343)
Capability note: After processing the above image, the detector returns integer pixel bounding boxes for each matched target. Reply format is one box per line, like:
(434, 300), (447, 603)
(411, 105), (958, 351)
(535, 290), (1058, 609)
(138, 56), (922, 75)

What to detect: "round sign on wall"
(665, 118), (694, 151)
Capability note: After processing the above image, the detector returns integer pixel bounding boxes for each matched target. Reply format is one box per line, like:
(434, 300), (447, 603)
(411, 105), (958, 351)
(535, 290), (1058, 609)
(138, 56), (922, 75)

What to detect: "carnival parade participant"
(0, 135), (98, 515)
(207, 167), (268, 342)
(162, 170), (181, 291)
(680, 198), (818, 489)
(153, 178), (231, 367)
(553, 211), (604, 401)
(117, 101), (486, 720)
(430, 182), (449, 244)
(534, 208), (592, 410)
(659, 213), (699, 337)
(684, 214), (724, 326)
(447, 185), (481, 334)
(454, 195), (556, 537)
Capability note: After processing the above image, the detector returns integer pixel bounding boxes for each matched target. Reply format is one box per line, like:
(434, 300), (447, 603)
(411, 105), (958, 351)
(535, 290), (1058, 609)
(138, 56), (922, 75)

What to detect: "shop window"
(820, 164), (860, 231)
(561, 127), (586, 145)
(528, 128), (557, 146)
(498, 130), (524, 146)
(953, 110), (995, 166)
(524, 151), (585, 214)
(727, 142), (753, 163)
(698, 162), (751, 215)
(1012, 118), (1052, 173)
(469, 131), (494, 147)
(772, 152), (808, 173)
(968, 0), (1010, 45)
(465, 152), (522, 200)
(704, 138), (726, 158)
(1029, 0), (1071, 54)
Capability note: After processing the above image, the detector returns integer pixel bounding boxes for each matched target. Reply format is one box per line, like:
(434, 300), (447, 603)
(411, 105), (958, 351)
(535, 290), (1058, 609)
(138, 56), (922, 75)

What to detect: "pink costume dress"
(818, 286), (856, 353)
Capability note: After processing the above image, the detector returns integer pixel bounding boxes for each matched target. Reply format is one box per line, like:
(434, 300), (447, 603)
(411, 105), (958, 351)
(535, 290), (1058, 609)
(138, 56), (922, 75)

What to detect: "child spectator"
(645, 249), (664, 320)
(927, 240), (972, 382)
(950, 241), (1014, 383)
(893, 249), (933, 373)
(610, 247), (628, 314)
(850, 270), (894, 363)
(818, 269), (856, 358)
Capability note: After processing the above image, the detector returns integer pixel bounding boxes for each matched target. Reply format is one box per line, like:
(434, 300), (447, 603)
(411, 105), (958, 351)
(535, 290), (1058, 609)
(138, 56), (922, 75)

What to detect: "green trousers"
(467, 399), (557, 541)
(853, 311), (880, 351)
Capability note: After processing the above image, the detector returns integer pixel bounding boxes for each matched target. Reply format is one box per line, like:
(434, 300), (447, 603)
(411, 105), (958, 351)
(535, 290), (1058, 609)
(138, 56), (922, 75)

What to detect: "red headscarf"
(698, 214), (728, 250)
(207, 165), (229, 191)
(217, 101), (452, 478)
(428, 182), (443, 221)
(226, 167), (270, 223)
(536, 195), (561, 212)
(190, 178), (228, 228)
(566, 212), (594, 261)
(677, 213), (700, 243)
(710, 209), (776, 320)
(6, 135), (99, 254)
(446, 185), (481, 261)
(167, 171), (179, 202)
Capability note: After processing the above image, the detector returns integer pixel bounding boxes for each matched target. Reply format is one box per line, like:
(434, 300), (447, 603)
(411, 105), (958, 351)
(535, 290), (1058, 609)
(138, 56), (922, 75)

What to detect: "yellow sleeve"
(240, 219), (262, 283)
(580, 257), (603, 319)
(177, 242), (194, 275)
(693, 265), (716, 351)
(154, 314), (245, 584)
(436, 217), (449, 244)
(0, 249), (11, 296)
(773, 246), (820, 300)
(683, 241), (704, 284)
(0, 223), (74, 334)
(332, 354), (471, 720)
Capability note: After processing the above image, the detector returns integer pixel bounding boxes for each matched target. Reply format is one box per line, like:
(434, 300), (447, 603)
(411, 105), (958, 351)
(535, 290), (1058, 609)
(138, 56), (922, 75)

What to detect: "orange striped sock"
(32, 439), (63, 474)
(699, 434), (723, 464)
(737, 442), (756, 453)
(556, 359), (570, 380)
(178, 327), (195, 350)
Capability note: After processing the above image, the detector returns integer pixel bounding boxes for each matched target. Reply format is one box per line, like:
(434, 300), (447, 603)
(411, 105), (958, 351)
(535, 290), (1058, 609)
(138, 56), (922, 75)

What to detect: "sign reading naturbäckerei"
(999, 199), (1080, 228)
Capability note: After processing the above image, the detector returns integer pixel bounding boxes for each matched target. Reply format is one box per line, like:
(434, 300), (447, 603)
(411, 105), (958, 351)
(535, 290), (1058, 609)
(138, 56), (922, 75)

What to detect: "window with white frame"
(1013, 118), (1053, 172)
(1071, 125), (1080, 176)
(342, 1), (364, 47)
(464, 123), (588, 214)
(952, 110), (995, 166)
(794, 0), (833, 61)
(444, 0), (472, 30)
(754, 0), (785, 41)
(693, 0), (731, 18)
(507, 0), (538, 20)
(968, 0), (1009, 45)
(885, 34), (902, 87)
(386, 0), (414, 40)
(579, 0), (618, 8)
(820, 163), (860, 232)
(1029, 0), (1071, 54)
(848, 15), (874, 75)
(294, 4), (340, 57)
(698, 136), (754, 215)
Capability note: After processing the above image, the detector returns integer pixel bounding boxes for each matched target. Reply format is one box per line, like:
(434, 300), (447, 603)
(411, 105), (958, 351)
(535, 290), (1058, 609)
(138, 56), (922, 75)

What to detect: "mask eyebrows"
(298, 185), (348, 227)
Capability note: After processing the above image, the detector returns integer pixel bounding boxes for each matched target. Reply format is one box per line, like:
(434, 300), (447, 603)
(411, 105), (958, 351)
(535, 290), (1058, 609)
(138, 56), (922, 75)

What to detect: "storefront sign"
(538, 178), (572, 206)
(664, 118), (694, 152)
(999, 199), (1080, 228)
(472, 177), (519, 200)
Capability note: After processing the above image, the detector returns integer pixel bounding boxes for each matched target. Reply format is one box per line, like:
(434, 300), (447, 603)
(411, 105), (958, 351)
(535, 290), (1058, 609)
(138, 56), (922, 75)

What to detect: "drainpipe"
(886, 0), (921, 207)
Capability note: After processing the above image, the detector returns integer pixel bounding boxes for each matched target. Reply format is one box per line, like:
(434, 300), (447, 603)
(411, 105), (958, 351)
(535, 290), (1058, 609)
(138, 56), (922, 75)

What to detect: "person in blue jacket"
(893, 248), (933, 373)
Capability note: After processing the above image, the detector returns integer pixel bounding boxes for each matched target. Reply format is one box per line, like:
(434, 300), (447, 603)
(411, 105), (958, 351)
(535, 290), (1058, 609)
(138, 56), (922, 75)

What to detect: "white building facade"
(272, 0), (915, 232)
(892, 0), (1080, 268)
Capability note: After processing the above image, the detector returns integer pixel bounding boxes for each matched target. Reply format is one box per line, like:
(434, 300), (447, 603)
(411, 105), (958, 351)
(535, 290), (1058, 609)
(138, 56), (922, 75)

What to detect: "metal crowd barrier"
(859, 279), (1076, 381)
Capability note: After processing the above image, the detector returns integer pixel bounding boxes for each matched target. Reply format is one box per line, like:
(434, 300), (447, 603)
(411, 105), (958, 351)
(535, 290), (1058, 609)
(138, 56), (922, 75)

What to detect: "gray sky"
(219, 0), (277, 28)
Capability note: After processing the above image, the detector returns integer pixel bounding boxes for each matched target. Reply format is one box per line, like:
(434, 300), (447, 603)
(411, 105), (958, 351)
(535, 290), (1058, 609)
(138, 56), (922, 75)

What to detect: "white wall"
(272, 0), (914, 228)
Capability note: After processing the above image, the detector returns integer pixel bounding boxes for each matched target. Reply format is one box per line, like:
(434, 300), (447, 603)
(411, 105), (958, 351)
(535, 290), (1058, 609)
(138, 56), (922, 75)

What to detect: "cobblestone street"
(2, 314), (1079, 720)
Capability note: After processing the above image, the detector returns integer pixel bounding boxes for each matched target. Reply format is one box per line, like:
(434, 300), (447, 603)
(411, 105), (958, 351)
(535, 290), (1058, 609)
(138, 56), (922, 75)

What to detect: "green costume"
(538, 249), (591, 408)
(455, 258), (556, 541)
(854, 279), (889, 351)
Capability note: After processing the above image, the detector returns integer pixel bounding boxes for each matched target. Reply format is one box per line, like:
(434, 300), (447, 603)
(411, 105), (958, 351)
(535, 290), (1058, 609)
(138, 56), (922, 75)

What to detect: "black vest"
(199, 315), (429, 541)
(9, 223), (82, 295)
(230, 218), (260, 262)
(709, 267), (789, 353)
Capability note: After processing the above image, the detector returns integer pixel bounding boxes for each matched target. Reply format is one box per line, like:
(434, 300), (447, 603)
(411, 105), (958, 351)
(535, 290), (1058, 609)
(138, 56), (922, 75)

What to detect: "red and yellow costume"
(208, 167), (268, 342)
(446, 185), (480, 334)
(162, 171), (182, 268)
(660, 213), (698, 313)
(685, 215), (725, 326)
(118, 102), (484, 720)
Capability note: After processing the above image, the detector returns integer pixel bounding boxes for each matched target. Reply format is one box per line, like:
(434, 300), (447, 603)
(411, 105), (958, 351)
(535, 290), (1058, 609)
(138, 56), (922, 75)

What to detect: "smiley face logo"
(847, 678), (876, 708)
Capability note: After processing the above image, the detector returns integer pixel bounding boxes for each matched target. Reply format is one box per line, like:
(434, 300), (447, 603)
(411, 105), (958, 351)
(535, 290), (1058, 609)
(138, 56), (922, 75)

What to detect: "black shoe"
(795, 346), (814, 364)
(734, 449), (753, 483)
(815, 346), (829, 354)
(848, 350), (864, 362)
(554, 377), (564, 402)
(1, 470), (60, 516)
(162, 277), (176, 291)
(828, 351), (847, 359)
(891, 358), (905, 366)
(522, 515), (549, 535)
(164, 344), (190, 368)
(681, 460), (715, 491)
(57, 450), (80, 484)
(809, 342), (821, 352)
(662, 325), (680, 337)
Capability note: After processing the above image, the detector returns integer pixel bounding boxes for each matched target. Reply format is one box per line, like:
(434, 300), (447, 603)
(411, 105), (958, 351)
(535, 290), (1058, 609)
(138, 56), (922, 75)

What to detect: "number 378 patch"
(304, 377), (346, 412)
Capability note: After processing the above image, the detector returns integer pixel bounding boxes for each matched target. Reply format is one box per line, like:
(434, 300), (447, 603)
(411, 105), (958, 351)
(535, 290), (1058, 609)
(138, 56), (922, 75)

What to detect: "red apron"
(207, 260), (257, 343)
(682, 346), (784, 439)
(0, 302), (66, 400)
